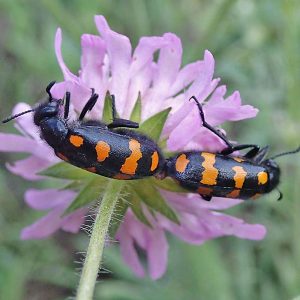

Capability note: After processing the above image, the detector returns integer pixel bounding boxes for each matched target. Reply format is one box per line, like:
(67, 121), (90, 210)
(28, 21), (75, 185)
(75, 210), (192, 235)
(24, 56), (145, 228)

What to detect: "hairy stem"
(76, 180), (123, 300)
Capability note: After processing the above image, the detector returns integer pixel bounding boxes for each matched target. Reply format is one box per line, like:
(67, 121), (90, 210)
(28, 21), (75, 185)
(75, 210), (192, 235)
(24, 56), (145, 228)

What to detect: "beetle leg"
(190, 96), (264, 160)
(79, 90), (99, 121)
(190, 96), (233, 149)
(221, 144), (261, 157)
(64, 92), (71, 119)
(107, 94), (139, 129)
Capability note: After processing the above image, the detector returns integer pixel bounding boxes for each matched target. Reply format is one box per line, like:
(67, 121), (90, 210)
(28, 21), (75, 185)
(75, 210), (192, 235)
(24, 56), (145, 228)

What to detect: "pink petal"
(6, 156), (53, 181)
(161, 190), (242, 213)
(54, 28), (78, 82)
(95, 15), (132, 116)
(208, 212), (267, 240)
(184, 129), (228, 152)
(124, 62), (155, 119)
(161, 209), (266, 244)
(21, 206), (65, 240)
(0, 132), (59, 163)
(209, 85), (227, 104)
(80, 34), (108, 115)
(205, 91), (258, 126)
(130, 36), (167, 76)
(166, 102), (201, 151)
(164, 51), (220, 138)
(186, 50), (216, 99)
(61, 207), (88, 233)
(123, 35), (172, 118)
(141, 34), (183, 117)
(153, 33), (182, 94)
(158, 213), (207, 244)
(117, 217), (145, 277)
(0, 133), (38, 153)
(147, 228), (168, 280)
(12, 103), (39, 140)
(169, 61), (204, 97)
(25, 189), (76, 210)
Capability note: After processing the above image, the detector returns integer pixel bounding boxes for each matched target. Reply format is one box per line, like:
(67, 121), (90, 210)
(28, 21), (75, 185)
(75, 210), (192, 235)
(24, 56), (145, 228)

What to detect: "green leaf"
(39, 162), (98, 180)
(151, 177), (189, 193)
(108, 199), (129, 238)
(138, 107), (171, 142)
(130, 92), (142, 123)
(130, 179), (180, 224)
(64, 177), (108, 214)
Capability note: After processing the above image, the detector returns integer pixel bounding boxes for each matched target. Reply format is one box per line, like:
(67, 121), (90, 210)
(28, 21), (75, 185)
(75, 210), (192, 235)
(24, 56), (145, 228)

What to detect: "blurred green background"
(1, 0), (300, 299)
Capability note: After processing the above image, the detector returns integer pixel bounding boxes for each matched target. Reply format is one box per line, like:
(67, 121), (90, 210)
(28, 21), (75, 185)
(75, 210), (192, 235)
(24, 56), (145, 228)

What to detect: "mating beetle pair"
(3, 82), (299, 201)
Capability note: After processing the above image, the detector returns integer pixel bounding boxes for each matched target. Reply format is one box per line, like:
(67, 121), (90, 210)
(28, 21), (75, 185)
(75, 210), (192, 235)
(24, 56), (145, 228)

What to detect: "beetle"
(2, 81), (165, 180)
(164, 96), (300, 201)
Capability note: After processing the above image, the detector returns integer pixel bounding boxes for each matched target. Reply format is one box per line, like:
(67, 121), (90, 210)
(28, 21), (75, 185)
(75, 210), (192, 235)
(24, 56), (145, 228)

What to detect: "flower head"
(0, 15), (265, 279)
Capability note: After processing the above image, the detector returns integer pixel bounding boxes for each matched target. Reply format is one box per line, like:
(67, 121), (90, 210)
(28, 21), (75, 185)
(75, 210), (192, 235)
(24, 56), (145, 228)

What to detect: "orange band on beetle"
(232, 166), (247, 189)
(200, 152), (218, 185)
(120, 139), (142, 175)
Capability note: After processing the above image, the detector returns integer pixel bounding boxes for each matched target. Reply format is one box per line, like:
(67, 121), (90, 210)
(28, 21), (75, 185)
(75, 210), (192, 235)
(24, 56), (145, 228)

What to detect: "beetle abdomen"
(166, 152), (270, 199)
(54, 125), (164, 179)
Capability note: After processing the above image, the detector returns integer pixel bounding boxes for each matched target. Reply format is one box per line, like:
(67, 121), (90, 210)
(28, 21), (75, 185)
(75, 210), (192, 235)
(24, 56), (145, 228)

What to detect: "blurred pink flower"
(0, 15), (265, 280)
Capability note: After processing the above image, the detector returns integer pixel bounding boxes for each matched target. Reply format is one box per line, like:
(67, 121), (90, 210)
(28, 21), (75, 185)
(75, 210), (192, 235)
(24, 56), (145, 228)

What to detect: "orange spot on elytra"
(200, 152), (218, 185)
(197, 186), (213, 196)
(226, 189), (240, 198)
(232, 166), (247, 189)
(95, 141), (110, 162)
(257, 171), (268, 185)
(175, 154), (190, 173)
(56, 152), (69, 162)
(70, 135), (84, 147)
(150, 151), (159, 172)
(120, 139), (142, 175)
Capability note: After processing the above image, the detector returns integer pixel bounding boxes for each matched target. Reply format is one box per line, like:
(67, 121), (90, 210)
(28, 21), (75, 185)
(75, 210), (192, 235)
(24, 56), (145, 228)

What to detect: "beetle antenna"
(269, 145), (300, 160)
(46, 81), (56, 101)
(2, 109), (35, 123)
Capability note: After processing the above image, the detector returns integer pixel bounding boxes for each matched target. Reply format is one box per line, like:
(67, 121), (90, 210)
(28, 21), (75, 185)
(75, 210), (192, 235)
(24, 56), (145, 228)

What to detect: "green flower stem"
(76, 180), (124, 300)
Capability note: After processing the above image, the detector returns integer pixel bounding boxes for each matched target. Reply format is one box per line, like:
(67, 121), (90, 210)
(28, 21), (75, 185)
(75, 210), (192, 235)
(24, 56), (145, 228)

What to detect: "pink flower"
(0, 15), (266, 279)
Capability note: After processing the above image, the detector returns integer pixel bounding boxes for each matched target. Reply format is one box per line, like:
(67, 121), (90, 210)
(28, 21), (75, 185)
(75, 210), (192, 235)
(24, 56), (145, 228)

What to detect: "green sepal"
(151, 177), (189, 193)
(61, 180), (84, 191)
(64, 177), (108, 215)
(127, 186), (153, 227)
(130, 179), (180, 225)
(102, 91), (114, 123)
(39, 162), (97, 180)
(108, 198), (129, 237)
(139, 107), (171, 142)
(130, 92), (142, 123)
